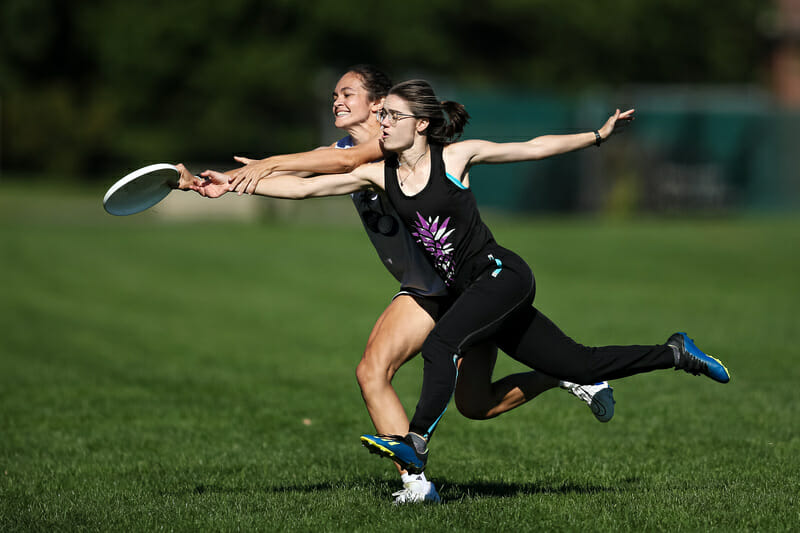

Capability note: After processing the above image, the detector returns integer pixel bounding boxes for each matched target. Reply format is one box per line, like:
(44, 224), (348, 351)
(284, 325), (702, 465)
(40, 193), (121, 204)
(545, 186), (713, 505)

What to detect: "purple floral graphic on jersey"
(411, 212), (456, 285)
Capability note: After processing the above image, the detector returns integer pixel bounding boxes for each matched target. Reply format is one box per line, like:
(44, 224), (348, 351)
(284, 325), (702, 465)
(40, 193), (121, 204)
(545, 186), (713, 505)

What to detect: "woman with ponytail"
(192, 79), (730, 477)
(178, 71), (614, 504)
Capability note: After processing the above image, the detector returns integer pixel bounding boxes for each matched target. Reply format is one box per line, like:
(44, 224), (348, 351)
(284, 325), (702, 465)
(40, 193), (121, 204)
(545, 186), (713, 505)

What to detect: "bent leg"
(409, 255), (536, 438)
(455, 343), (559, 420)
(356, 295), (434, 436)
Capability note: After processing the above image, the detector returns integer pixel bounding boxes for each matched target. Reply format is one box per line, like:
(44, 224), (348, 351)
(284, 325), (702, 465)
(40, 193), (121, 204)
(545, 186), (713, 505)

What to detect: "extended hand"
(598, 108), (635, 142)
(175, 163), (205, 191)
(196, 169), (231, 198)
(228, 156), (275, 195)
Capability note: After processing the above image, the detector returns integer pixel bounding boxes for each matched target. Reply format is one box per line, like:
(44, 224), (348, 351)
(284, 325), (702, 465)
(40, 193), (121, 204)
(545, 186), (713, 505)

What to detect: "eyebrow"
(332, 86), (357, 96)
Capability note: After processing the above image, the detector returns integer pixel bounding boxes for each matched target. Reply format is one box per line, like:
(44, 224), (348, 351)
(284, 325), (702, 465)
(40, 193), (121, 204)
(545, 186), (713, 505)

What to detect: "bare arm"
(229, 137), (385, 194)
(198, 161), (385, 200)
(176, 158), (320, 193)
(452, 109), (634, 168)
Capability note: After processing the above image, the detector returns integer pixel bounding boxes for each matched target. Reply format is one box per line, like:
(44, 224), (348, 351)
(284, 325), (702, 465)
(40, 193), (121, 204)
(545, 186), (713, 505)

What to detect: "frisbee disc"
(103, 163), (180, 216)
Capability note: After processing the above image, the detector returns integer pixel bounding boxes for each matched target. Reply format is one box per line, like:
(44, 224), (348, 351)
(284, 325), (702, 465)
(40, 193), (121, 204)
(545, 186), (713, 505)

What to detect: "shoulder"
(444, 139), (503, 170)
(443, 139), (489, 157)
(442, 139), (487, 169)
(351, 160), (385, 180)
(353, 161), (386, 190)
(335, 135), (355, 149)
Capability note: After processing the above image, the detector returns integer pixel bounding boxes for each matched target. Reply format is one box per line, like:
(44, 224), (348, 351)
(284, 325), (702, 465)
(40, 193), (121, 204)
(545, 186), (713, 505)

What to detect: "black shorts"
(392, 291), (455, 322)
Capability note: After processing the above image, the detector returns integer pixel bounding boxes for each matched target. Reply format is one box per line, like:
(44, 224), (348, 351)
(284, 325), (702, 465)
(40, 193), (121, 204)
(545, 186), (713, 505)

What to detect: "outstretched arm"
(228, 137), (385, 194)
(453, 109), (634, 167)
(198, 162), (384, 200)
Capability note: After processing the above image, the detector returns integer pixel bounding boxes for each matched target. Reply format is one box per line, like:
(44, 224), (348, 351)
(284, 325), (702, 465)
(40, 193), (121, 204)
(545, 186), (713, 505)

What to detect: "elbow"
(290, 187), (312, 200)
(339, 158), (359, 174)
(529, 148), (554, 161)
(291, 178), (319, 199)
(338, 152), (366, 173)
(259, 177), (314, 200)
(526, 146), (547, 161)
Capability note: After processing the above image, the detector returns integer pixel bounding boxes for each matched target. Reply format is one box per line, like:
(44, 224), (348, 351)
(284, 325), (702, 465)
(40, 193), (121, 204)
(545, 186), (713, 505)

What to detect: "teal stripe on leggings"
(424, 354), (460, 439)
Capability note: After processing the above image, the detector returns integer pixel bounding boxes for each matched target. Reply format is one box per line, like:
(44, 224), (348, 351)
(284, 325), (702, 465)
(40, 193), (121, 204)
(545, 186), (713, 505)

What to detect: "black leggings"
(408, 247), (675, 439)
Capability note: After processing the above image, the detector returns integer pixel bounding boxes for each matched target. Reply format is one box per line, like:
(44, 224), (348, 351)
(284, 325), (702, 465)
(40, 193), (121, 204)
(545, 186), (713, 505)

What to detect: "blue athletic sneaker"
(668, 332), (730, 384)
(360, 433), (428, 474)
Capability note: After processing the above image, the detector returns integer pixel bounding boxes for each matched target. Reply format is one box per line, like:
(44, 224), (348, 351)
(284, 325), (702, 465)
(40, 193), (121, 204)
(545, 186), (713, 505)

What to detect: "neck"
(398, 137), (429, 168)
(346, 118), (381, 146)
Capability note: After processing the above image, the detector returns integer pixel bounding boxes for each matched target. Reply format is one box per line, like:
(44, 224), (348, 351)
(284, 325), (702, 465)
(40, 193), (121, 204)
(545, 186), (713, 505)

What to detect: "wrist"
(593, 130), (602, 147)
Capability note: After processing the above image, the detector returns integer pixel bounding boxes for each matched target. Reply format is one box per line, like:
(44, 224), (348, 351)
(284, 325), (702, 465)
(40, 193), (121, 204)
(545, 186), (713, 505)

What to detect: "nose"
(333, 94), (345, 110)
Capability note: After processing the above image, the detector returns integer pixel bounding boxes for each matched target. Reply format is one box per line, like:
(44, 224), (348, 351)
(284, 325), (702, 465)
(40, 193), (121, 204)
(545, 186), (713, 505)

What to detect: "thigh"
(363, 294), (436, 374)
(434, 253), (534, 355)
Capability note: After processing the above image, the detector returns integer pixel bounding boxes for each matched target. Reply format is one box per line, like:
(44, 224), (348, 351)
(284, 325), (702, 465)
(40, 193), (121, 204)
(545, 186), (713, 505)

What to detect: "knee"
(421, 332), (458, 364)
(454, 390), (491, 420)
(355, 345), (393, 391)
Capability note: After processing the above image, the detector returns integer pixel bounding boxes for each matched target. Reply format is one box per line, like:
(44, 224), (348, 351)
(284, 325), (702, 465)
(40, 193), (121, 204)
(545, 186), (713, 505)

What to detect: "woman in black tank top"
(196, 79), (730, 475)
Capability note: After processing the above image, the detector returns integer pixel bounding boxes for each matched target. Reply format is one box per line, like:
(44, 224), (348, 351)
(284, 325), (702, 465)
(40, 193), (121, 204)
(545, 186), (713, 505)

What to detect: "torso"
(383, 143), (496, 290)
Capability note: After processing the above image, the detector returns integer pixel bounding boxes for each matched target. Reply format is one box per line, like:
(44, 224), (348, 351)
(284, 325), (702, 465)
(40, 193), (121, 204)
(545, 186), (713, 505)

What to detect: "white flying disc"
(103, 163), (180, 216)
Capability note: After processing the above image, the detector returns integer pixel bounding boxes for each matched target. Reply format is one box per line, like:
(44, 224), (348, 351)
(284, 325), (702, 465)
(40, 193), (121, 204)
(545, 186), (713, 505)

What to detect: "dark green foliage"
(0, 1), (770, 178)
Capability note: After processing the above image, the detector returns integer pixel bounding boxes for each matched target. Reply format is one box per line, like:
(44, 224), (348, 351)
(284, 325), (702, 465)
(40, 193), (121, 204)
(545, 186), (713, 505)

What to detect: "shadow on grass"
(179, 476), (639, 500)
(436, 477), (637, 500)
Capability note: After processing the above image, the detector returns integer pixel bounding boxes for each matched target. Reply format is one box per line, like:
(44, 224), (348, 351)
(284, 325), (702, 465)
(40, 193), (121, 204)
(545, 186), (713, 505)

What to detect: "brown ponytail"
(440, 100), (469, 142)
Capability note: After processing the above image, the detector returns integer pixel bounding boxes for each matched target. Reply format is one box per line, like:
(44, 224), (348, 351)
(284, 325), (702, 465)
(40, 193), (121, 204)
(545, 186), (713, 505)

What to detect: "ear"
(370, 97), (385, 113)
(416, 118), (430, 134)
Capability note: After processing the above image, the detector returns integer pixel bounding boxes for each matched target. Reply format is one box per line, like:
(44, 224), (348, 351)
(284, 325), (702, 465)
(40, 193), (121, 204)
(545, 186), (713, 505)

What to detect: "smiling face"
(379, 94), (429, 153)
(331, 71), (381, 130)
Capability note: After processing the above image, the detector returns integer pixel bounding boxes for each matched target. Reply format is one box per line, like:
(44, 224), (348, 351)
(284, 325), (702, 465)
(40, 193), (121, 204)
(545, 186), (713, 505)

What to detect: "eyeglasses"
(377, 108), (419, 125)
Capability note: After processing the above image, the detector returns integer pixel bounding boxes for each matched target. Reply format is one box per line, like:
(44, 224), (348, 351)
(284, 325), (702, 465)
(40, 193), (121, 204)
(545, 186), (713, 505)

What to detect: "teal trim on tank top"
(445, 172), (467, 190)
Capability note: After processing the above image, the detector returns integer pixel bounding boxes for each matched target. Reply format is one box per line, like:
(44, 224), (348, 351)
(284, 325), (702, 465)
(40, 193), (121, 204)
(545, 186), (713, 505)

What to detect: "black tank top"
(384, 143), (496, 289)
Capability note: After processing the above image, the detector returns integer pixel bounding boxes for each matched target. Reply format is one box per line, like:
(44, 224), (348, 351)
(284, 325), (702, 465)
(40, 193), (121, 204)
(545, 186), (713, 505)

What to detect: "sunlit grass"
(1, 190), (798, 531)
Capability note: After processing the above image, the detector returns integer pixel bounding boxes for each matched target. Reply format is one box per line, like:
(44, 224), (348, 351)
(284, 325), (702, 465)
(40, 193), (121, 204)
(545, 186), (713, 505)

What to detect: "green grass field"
(1, 187), (799, 531)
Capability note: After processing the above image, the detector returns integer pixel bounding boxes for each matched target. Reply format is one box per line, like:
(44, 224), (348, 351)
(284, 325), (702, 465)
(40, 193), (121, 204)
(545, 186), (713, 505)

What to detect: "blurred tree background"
(0, 0), (773, 182)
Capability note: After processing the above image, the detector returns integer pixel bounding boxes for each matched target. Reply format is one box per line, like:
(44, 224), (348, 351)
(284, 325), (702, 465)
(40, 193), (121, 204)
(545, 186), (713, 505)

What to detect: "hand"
(196, 169), (231, 198)
(175, 163), (205, 191)
(598, 108), (635, 142)
(228, 156), (276, 195)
